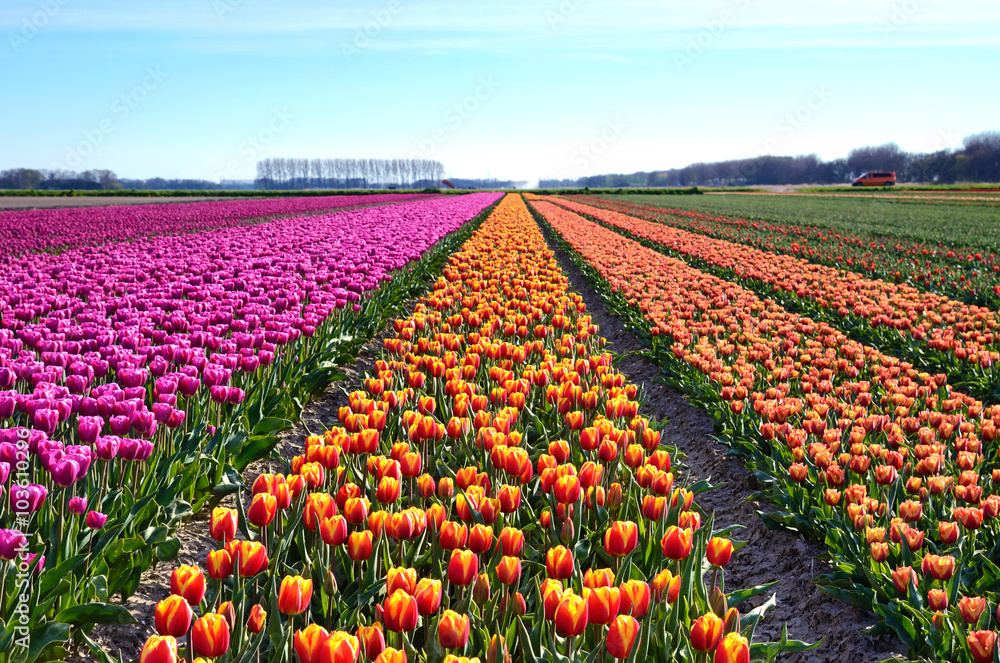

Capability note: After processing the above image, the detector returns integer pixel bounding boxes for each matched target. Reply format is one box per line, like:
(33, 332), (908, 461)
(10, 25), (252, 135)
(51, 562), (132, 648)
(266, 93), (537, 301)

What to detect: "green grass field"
(597, 192), (1000, 249)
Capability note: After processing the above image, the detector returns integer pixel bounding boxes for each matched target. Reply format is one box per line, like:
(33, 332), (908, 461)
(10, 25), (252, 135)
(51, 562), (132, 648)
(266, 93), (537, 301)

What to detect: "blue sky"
(1, 0), (998, 185)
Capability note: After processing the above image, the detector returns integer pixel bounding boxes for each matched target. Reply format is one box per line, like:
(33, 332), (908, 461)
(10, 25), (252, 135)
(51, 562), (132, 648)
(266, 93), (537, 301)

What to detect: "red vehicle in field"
(852, 171), (896, 186)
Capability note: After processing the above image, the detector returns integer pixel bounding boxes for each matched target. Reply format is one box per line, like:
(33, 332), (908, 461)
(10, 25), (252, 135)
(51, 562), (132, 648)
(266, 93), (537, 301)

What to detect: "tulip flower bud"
(246, 604), (266, 634)
(710, 587), (728, 618)
(473, 573), (491, 605)
(723, 607), (741, 634)
(217, 600), (236, 630)
(560, 517), (575, 547)
(325, 569), (338, 596)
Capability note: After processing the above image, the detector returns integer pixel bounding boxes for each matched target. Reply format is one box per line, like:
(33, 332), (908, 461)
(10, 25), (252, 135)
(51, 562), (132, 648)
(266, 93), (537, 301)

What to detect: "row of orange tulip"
(544, 196), (1000, 401)
(135, 194), (798, 663)
(573, 194), (1000, 309)
(527, 194), (1000, 662)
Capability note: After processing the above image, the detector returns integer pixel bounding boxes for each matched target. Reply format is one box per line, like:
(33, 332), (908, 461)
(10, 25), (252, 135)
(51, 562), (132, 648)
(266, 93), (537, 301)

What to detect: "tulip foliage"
(0, 193), (502, 661)
(544, 196), (1000, 403)
(136, 195), (807, 663)
(529, 195), (1000, 662)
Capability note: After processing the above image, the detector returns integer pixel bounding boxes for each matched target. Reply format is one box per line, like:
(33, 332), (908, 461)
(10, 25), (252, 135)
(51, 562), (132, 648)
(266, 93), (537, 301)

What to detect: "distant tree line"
(0, 168), (122, 190)
(539, 131), (1000, 188)
(255, 158), (446, 190)
(445, 178), (528, 189)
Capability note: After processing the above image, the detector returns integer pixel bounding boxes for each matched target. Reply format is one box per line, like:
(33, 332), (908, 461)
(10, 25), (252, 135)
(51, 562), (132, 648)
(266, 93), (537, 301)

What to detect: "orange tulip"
(247, 493), (277, 527)
(604, 521), (638, 557)
(496, 556), (521, 586)
(691, 613), (724, 652)
(278, 575), (313, 615)
(606, 615), (640, 659)
(554, 592), (589, 637)
(320, 631), (360, 663)
(209, 507), (237, 543)
(486, 634), (511, 663)
(348, 530), (374, 561)
(321, 515), (348, 546)
(358, 623), (386, 660)
(138, 635), (178, 663)
(554, 475), (582, 505)
(414, 578), (442, 615)
(468, 524), (493, 554)
(206, 549), (233, 580)
(192, 613), (231, 658)
(447, 549), (479, 586)
(939, 521), (959, 544)
(545, 545), (574, 580)
(228, 540), (269, 576)
(706, 537), (733, 567)
(959, 596), (989, 625)
(294, 624), (331, 663)
(154, 594), (193, 637)
(921, 554), (956, 581)
(967, 631), (997, 663)
(374, 648), (406, 663)
(619, 579), (650, 618)
(170, 565), (206, 607)
(891, 566), (917, 594)
(587, 586), (621, 625)
(344, 497), (370, 525)
(499, 527), (524, 556)
(438, 521), (468, 550)
(376, 476), (400, 504)
(300, 462), (325, 489)
(304, 493), (336, 531)
(714, 632), (750, 663)
(386, 567), (417, 596)
(660, 526), (693, 560)
(216, 601), (236, 630)
(438, 610), (471, 649)
(383, 589), (418, 633)
(928, 589), (948, 611)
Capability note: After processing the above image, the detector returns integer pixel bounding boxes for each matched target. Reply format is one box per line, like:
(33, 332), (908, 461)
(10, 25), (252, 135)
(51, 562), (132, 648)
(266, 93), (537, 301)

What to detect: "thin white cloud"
(3, 0), (999, 49)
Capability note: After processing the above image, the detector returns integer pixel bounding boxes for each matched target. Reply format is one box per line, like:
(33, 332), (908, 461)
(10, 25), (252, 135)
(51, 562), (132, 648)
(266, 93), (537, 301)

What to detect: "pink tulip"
(68, 496), (88, 515)
(10, 484), (47, 514)
(86, 511), (108, 529)
(0, 529), (26, 560)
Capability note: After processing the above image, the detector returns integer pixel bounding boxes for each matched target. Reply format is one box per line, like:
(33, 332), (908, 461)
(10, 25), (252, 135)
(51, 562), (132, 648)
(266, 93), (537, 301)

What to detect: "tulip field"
(4, 187), (1000, 663)
(576, 194), (1000, 308)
